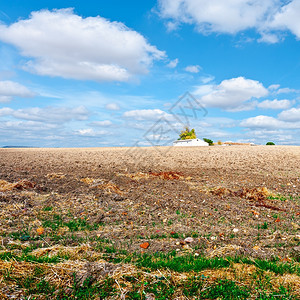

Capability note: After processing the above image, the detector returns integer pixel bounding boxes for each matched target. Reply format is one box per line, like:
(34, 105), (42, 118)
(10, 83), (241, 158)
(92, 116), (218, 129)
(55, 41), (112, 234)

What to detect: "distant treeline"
(2, 146), (39, 148)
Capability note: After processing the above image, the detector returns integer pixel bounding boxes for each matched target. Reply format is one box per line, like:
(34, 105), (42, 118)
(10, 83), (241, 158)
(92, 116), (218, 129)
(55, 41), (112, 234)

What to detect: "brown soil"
(0, 145), (299, 260)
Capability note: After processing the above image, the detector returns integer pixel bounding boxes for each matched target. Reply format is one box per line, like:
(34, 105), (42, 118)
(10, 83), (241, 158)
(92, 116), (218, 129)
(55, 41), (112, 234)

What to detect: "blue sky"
(0, 0), (300, 147)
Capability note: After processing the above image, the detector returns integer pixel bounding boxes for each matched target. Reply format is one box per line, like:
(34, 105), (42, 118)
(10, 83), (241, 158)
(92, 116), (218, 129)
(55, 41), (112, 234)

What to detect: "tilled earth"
(0, 145), (299, 299)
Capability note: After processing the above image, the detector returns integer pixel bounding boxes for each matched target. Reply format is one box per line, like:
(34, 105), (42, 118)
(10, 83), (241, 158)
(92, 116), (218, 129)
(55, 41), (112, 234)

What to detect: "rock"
(184, 237), (194, 243)
(233, 228), (239, 233)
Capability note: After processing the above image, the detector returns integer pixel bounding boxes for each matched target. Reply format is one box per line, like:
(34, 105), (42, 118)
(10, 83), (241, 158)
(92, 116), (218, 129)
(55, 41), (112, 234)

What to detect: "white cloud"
(194, 84), (214, 96)
(0, 106), (89, 123)
(200, 75), (215, 84)
(0, 80), (35, 102)
(268, 84), (280, 90)
(158, 0), (300, 41)
(278, 107), (300, 122)
(90, 120), (113, 127)
(257, 99), (292, 110)
(158, 0), (277, 34)
(0, 8), (165, 82)
(167, 58), (179, 68)
(269, 0), (300, 39)
(276, 87), (298, 94)
(258, 32), (280, 44)
(75, 128), (107, 137)
(105, 103), (120, 111)
(185, 65), (201, 73)
(198, 77), (268, 111)
(0, 107), (13, 116)
(0, 120), (59, 131)
(123, 109), (171, 121)
(240, 115), (300, 129)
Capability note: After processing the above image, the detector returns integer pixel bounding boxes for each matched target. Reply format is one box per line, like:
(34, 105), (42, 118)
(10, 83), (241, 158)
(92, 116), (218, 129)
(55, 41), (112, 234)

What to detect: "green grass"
(125, 251), (231, 272)
(0, 251), (66, 263)
(5, 271), (295, 299)
(43, 206), (53, 211)
(42, 214), (103, 233)
(1, 248), (299, 299)
(257, 222), (269, 229)
(202, 279), (250, 299)
(116, 251), (300, 277)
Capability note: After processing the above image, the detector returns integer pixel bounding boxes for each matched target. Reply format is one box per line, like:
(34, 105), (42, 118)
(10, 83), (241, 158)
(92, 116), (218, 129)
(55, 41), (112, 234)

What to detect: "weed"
(150, 233), (167, 239)
(170, 232), (180, 238)
(202, 279), (250, 299)
(43, 206), (53, 211)
(257, 222), (268, 229)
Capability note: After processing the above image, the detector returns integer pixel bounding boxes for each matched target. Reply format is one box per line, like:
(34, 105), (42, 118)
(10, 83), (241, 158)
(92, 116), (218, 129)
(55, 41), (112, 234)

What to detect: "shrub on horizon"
(203, 138), (214, 146)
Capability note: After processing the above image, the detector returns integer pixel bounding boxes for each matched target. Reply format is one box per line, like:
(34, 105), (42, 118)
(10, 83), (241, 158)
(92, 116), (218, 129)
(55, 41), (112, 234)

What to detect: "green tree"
(203, 138), (214, 146)
(266, 142), (275, 145)
(178, 127), (196, 140)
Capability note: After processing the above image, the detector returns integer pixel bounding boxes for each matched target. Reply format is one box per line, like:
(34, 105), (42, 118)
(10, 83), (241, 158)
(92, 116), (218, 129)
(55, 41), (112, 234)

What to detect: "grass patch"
(0, 251), (67, 263)
(42, 214), (103, 233)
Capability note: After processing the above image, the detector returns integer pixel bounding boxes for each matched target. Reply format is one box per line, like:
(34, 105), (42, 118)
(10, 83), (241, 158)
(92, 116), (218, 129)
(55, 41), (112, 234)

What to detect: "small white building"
(173, 138), (209, 147)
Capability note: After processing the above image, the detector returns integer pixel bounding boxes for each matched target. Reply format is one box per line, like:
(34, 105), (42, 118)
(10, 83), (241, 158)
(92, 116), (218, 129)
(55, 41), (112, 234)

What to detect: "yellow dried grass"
(208, 245), (242, 258)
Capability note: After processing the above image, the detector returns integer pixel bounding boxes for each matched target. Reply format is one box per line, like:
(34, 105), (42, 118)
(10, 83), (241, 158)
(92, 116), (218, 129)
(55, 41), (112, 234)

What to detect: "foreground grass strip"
(0, 252), (65, 263)
(2, 270), (296, 299)
(236, 257), (300, 276)
(1, 246), (300, 277)
(0, 253), (299, 299)
(132, 252), (231, 272)
(119, 251), (300, 276)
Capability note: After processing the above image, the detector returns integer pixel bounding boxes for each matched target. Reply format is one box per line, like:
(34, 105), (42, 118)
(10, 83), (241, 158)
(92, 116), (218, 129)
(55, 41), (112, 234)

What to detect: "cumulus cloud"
(257, 99), (292, 110)
(240, 115), (300, 129)
(75, 128), (107, 137)
(157, 0), (300, 41)
(0, 80), (35, 102)
(276, 87), (298, 94)
(167, 58), (179, 68)
(0, 106), (89, 123)
(0, 107), (13, 116)
(200, 75), (215, 84)
(105, 103), (120, 111)
(90, 120), (113, 127)
(0, 120), (59, 132)
(158, 0), (277, 34)
(269, 0), (300, 39)
(198, 77), (268, 111)
(278, 107), (300, 122)
(185, 65), (201, 73)
(0, 8), (165, 82)
(268, 84), (280, 90)
(123, 109), (172, 121)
